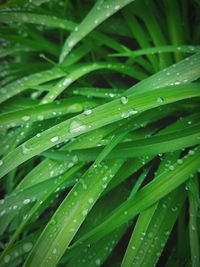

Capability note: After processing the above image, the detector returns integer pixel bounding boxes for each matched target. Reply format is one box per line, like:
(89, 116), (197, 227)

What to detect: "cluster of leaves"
(0, 0), (200, 266)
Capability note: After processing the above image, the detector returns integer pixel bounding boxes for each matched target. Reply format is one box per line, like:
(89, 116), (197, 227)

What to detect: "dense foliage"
(0, 0), (200, 266)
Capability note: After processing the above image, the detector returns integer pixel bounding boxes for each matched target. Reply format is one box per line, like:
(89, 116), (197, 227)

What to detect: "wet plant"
(0, 0), (199, 266)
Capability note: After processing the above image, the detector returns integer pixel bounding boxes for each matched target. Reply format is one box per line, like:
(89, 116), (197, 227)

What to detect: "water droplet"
(22, 115), (30, 122)
(88, 198), (93, 204)
(52, 248), (57, 254)
(95, 259), (101, 266)
(148, 232), (153, 238)
(191, 225), (196, 231)
(82, 209), (88, 216)
(72, 155), (78, 163)
(0, 210), (6, 216)
(69, 120), (88, 135)
(37, 115), (44, 121)
(109, 92), (115, 98)
(0, 160), (3, 166)
(165, 231), (170, 236)
(121, 108), (138, 118)
(114, 5), (120, 10)
(50, 136), (59, 143)
(22, 144), (30, 154)
(177, 159), (183, 164)
(169, 165), (175, 171)
(23, 242), (33, 252)
(83, 109), (92, 115)
(4, 255), (10, 263)
(171, 207), (178, 212)
(23, 198), (30, 205)
(120, 96), (128, 104)
(63, 78), (72, 86)
(188, 150), (195, 155)
(157, 97), (164, 104)
(185, 185), (189, 191)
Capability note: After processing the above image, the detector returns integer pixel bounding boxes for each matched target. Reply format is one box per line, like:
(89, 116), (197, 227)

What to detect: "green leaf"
(71, 147), (200, 246)
(0, 83), (199, 179)
(59, 0), (136, 62)
(24, 160), (124, 267)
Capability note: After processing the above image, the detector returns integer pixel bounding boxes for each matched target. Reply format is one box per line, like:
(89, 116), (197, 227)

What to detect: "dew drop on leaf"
(82, 209), (88, 216)
(171, 206), (178, 212)
(95, 259), (101, 266)
(120, 96), (128, 104)
(52, 248), (57, 254)
(177, 159), (183, 164)
(23, 198), (31, 205)
(22, 144), (30, 154)
(188, 149), (195, 155)
(169, 165), (175, 171)
(23, 242), (33, 252)
(157, 97), (164, 104)
(69, 120), (88, 134)
(22, 115), (30, 122)
(50, 136), (59, 143)
(83, 109), (92, 115)
(4, 255), (10, 263)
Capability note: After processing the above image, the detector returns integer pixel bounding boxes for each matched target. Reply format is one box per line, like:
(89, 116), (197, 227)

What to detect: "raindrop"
(52, 248), (57, 254)
(188, 150), (195, 155)
(0, 210), (6, 216)
(157, 97), (164, 104)
(114, 5), (120, 10)
(191, 225), (196, 231)
(22, 144), (30, 154)
(0, 160), (3, 166)
(171, 207), (178, 212)
(22, 115), (30, 122)
(63, 78), (72, 86)
(95, 259), (101, 266)
(121, 108), (138, 118)
(120, 96), (128, 104)
(109, 92), (115, 98)
(37, 115), (44, 121)
(23, 198), (30, 205)
(88, 198), (94, 204)
(50, 136), (59, 143)
(169, 165), (175, 171)
(4, 255), (10, 263)
(72, 155), (79, 163)
(69, 120), (88, 134)
(23, 242), (33, 252)
(83, 109), (92, 115)
(177, 159), (183, 164)
(82, 209), (88, 216)
(148, 232), (153, 238)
